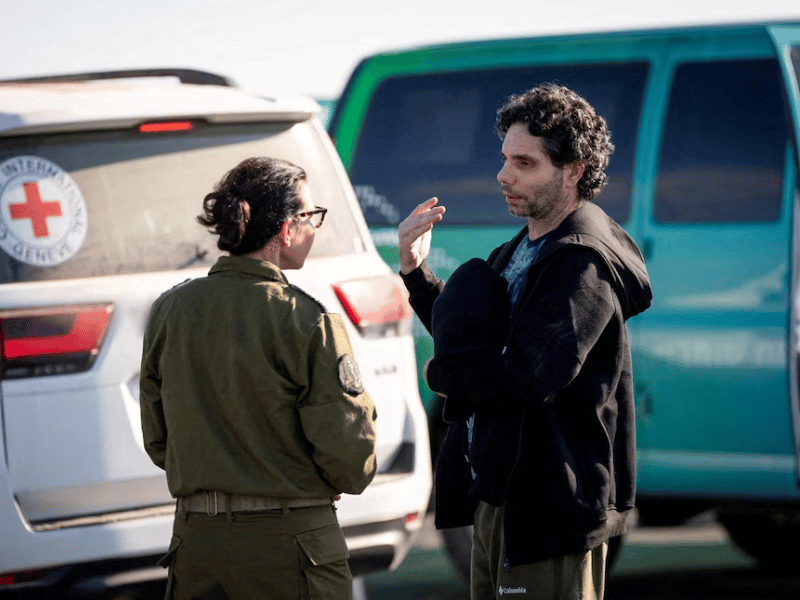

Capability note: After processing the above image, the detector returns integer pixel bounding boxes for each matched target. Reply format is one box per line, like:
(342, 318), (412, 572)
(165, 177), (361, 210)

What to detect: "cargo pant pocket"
(296, 524), (352, 600)
(156, 534), (182, 599)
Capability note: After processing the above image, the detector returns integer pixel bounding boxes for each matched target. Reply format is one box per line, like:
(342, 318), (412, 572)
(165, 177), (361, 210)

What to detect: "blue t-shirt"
(502, 233), (548, 315)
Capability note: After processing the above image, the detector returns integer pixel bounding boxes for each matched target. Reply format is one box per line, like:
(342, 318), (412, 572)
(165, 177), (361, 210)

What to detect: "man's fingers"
(413, 197), (439, 214)
(401, 219), (434, 239)
(401, 207), (445, 234)
(398, 199), (443, 273)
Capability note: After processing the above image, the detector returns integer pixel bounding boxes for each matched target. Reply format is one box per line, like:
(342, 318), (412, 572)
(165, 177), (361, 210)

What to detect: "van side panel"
(633, 39), (799, 499)
(769, 27), (800, 485)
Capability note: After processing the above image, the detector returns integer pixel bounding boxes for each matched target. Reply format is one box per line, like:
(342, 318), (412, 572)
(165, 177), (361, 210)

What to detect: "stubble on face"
(503, 166), (565, 220)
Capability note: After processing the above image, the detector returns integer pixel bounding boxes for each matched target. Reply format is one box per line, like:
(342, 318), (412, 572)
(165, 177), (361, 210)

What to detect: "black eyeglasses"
(293, 207), (327, 228)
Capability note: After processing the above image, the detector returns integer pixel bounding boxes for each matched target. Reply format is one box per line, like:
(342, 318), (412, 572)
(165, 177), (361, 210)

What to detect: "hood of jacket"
(498, 202), (652, 321)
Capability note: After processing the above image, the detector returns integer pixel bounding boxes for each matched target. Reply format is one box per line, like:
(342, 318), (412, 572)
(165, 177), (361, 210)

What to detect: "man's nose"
(497, 163), (511, 185)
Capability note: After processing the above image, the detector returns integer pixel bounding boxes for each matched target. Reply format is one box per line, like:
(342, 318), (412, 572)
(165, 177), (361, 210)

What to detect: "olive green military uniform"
(140, 256), (377, 600)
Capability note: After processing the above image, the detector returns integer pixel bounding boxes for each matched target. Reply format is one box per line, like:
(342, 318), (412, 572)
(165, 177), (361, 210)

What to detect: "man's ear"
(278, 219), (293, 248)
(564, 161), (585, 190)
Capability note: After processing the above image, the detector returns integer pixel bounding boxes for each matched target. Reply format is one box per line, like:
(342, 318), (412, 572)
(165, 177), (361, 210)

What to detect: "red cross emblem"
(9, 182), (63, 238)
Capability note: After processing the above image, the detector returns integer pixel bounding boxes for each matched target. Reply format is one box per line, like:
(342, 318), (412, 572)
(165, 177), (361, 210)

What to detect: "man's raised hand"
(398, 197), (446, 274)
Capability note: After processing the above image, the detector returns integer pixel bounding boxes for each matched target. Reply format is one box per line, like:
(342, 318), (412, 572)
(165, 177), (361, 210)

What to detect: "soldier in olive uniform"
(140, 157), (377, 600)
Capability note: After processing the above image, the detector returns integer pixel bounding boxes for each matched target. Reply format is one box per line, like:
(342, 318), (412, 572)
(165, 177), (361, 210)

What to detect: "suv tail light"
(0, 303), (114, 379)
(332, 275), (412, 338)
(0, 566), (63, 587)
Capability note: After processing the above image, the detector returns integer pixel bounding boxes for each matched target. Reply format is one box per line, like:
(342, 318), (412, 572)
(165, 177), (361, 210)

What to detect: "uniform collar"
(208, 255), (289, 284)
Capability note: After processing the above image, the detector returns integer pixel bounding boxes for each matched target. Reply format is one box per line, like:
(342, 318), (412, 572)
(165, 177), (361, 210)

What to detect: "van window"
(350, 62), (649, 226)
(0, 121), (364, 283)
(654, 59), (787, 223)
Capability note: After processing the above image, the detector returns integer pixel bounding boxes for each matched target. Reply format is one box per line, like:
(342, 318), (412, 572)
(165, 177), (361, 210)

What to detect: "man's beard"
(504, 169), (564, 219)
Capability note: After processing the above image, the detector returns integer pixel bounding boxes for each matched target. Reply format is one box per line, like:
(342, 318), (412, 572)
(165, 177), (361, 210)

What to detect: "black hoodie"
(402, 202), (652, 566)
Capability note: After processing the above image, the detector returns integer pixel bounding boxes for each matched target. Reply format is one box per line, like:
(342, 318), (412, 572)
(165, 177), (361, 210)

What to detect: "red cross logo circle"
(0, 156), (88, 266)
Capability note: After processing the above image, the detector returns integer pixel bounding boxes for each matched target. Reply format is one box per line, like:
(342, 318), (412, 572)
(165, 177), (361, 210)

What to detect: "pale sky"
(2, 0), (799, 99)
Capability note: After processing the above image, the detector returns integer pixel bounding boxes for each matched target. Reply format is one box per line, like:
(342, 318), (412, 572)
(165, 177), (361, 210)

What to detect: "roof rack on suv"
(0, 68), (235, 87)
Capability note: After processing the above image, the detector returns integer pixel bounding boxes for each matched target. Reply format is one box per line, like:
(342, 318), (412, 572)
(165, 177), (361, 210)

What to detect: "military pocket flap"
(156, 534), (182, 568)
(296, 524), (349, 566)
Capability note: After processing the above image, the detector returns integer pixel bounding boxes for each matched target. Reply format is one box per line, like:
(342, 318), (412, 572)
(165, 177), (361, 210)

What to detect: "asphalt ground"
(10, 511), (799, 599)
(361, 512), (800, 600)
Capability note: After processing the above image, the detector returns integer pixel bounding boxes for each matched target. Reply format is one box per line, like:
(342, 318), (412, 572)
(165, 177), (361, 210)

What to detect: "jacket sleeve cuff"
(399, 261), (444, 334)
(399, 261), (440, 292)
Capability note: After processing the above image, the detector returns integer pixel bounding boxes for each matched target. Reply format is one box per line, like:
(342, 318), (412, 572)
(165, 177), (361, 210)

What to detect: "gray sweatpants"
(471, 502), (607, 600)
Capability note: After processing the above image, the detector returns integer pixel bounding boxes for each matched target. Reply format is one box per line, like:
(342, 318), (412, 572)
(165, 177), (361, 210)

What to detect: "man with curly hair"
(398, 84), (652, 599)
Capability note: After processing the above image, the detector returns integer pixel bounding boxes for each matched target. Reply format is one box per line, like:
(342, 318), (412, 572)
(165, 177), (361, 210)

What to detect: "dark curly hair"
(197, 157), (307, 255)
(495, 83), (614, 201)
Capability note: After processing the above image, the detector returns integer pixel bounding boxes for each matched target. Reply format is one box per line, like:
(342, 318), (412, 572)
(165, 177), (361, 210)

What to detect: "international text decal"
(0, 156), (88, 266)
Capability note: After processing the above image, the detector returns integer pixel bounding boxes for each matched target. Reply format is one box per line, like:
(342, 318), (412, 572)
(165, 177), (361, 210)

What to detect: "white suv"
(0, 69), (430, 595)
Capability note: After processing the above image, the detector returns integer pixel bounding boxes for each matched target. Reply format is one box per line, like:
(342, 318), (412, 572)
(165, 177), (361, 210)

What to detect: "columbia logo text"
(498, 586), (528, 595)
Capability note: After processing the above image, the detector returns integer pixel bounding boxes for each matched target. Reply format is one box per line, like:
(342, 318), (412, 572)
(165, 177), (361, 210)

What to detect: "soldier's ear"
(278, 219), (294, 248)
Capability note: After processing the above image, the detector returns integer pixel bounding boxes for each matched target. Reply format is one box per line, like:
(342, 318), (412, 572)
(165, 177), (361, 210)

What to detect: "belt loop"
(177, 498), (189, 522)
(206, 491), (219, 516)
(281, 500), (290, 516)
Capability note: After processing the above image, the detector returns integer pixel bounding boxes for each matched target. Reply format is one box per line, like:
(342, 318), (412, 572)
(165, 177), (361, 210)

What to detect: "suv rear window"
(0, 121), (364, 283)
(350, 61), (649, 226)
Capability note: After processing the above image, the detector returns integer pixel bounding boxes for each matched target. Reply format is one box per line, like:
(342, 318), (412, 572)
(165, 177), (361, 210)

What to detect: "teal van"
(329, 21), (800, 573)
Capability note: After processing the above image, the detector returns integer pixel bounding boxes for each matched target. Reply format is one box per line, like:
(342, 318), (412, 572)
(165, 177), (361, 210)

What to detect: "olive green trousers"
(158, 503), (352, 600)
(471, 502), (608, 600)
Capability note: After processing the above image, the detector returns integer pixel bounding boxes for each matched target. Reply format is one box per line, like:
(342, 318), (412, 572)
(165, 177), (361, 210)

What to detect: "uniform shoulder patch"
(288, 283), (328, 313)
(338, 354), (365, 395)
